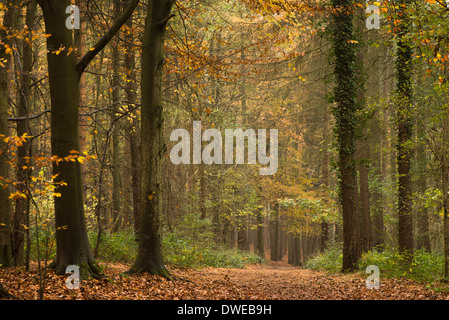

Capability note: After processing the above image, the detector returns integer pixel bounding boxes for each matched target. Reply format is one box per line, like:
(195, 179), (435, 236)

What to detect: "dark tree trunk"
(358, 138), (372, 254)
(321, 102), (330, 252)
(395, 0), (414, 258)
(416, 118), (431, 252)
(0, 0), (16, 269)
(270, 202), (281, 261)
(331, 0), (359, 272)
(37, 0), (139, 278)
(127, 0), (175, 276)
(124, 5), (140, 235)
(371, 112), (385, 251)
(256, 204), (265, 259)
(111, 0), (122, 233)
(12, 0), (37, 267)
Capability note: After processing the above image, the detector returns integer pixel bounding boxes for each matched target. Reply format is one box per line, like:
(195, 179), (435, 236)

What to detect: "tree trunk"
(12, 0), (37, 267)
(128, 0), (175, 276)
(321, 101), (330, 252)
(0, 0), (16, 268)
(256, 204), (265, 259)
(38, 0), (99, 278)
(270, 202), (281, 261)
(395, 0), (414, 258)
(371, 111), (385, 251)
(331, 0), (359, 272)
(416, 113), (431, 252)
(37, 0), (139, 278)
(111, 0), (123, 233)
(123, 6), (140, 234)
(442, 112), (449, 279)
(358, 138), (372, 254)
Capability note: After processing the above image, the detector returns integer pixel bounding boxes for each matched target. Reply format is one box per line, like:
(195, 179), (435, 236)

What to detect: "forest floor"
(2, 259), (449, 300)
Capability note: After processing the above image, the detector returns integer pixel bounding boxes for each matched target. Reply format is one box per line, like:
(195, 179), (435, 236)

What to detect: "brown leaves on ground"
(1, 261), (449, 300)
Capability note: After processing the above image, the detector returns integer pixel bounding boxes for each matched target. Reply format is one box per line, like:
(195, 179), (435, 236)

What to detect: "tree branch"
(75, 0), (140, 75)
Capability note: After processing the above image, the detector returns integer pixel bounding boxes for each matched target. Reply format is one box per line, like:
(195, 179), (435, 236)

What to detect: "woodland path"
(1, 260), (449, 300)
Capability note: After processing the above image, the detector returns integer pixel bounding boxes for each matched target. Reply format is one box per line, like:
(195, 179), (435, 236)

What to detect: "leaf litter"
(1, 260), (449, 300)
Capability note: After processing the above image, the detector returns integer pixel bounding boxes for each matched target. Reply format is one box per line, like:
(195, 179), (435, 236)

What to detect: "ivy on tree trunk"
(330, 0), (360, 272)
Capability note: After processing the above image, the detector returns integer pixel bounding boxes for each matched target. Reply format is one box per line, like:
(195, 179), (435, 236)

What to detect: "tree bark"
(12, 0), (37, 267)
(123, 9), (141, 234)
(37, 0), (139, 278)
(111, 0), (123, 232)
(270, 202), (281, 261)
(0, 0), (16, 268)
(395, 0), (414, 258)
(127, 0), (175, 276)
(331, 0), (359, 272)
(357, 138), (372, 254)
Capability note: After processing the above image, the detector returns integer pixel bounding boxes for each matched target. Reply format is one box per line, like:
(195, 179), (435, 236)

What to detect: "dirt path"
(182, 261), (449, 300)
(1, 260), (449, 300)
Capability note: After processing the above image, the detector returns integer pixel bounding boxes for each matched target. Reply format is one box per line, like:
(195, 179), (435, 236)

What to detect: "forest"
(1, 0), (449, 303)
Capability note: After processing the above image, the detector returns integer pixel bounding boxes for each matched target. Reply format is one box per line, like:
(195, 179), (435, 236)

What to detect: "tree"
(395, 0), (414, 257)
(0, 0), (16, 269)
(127, 0), (175, 276)
(36, 0), (139, 278)
(330, 0), (360, 272)
(11, 0), (37, 267)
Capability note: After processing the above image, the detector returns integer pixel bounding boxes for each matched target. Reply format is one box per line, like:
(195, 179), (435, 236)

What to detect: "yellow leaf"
(148, 195), (153, 200)
(8, 191), (27, 200)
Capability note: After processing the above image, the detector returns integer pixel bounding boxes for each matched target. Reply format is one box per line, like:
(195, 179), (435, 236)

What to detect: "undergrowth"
(28, 227), (264, 269)
(304, 243), (447, 286)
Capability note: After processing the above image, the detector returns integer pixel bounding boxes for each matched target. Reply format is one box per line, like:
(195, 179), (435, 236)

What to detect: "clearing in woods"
(1, 260), (448, 299)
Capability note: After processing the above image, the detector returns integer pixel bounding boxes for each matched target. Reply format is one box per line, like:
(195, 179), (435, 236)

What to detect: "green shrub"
(359, 249), (444, 283)
(88, 229), (138, 263)
(26, 227), (263, 269)
(162, 231), (263, 268)
(305, 244), (446, 284)
(28, 226), (57, 262)
(303, 244), (342, 273)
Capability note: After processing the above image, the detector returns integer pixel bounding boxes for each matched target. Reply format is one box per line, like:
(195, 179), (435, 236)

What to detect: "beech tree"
(36, 0), (139, 278)
(127, 0), (176, 276)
